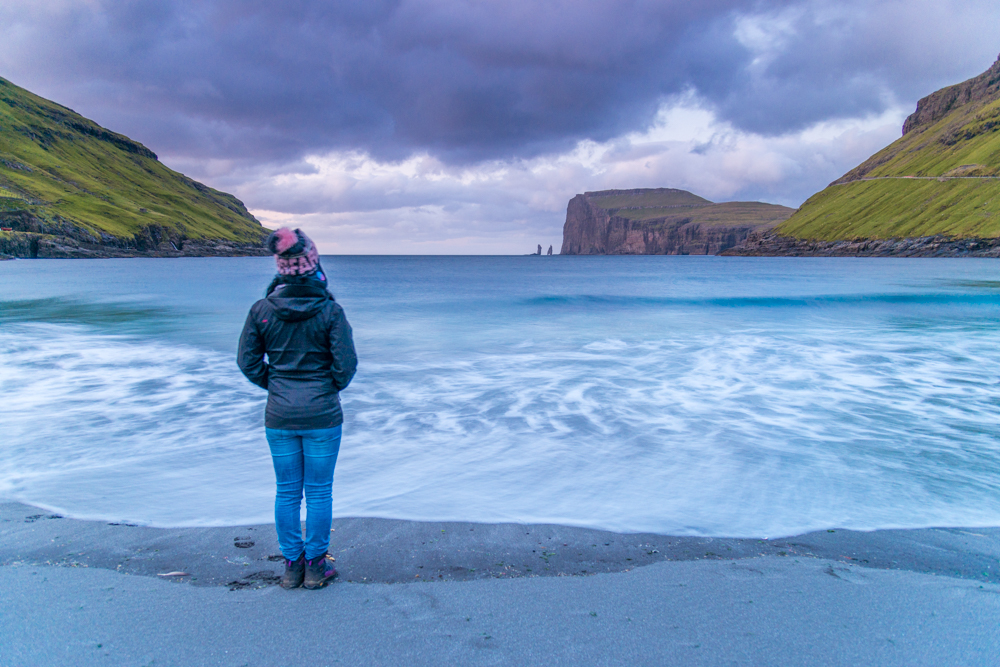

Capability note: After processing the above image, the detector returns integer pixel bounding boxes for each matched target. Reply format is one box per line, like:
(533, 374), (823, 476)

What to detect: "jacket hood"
(266, 283), (331, 322)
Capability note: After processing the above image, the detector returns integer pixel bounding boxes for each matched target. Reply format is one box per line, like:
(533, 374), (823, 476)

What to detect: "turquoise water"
(2, 255), (1000, 536)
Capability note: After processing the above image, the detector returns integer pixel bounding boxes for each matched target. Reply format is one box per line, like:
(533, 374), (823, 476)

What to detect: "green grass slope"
(587, 188), (712, 209)
(616, 201), (793, 227)
(584, 188), (793, 228)
(778, 55), (1000, 241)
(0, 76), (267, 249)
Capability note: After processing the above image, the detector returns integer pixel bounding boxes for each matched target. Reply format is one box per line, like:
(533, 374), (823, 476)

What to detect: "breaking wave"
(3, 304), (1000, 536)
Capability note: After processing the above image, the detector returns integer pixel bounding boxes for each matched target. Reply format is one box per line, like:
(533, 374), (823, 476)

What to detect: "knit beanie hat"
(267, 227), (320, 276)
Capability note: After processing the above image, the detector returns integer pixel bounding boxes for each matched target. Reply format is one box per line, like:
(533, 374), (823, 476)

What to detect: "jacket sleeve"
(237, 305), (269, 390)
(328, 304), (358, 392)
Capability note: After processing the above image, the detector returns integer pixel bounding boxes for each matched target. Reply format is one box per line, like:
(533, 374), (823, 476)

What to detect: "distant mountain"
(727, 54), (1000, 256)
(559, 188), (794, 255)
(0, 76), (268, 258)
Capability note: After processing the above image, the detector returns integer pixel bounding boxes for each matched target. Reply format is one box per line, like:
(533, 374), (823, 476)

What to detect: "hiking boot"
(280, 554), (306, 589)
(303, 553), (337, 589)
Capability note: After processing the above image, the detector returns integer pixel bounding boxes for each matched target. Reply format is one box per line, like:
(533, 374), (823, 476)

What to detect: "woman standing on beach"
(238, 228), (357, 590)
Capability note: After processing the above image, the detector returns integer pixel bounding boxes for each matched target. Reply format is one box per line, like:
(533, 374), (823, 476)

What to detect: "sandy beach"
(2, 500), (999, 665)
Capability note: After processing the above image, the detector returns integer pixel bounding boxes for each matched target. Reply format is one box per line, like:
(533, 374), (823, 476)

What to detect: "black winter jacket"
(238, 282), (358, 430)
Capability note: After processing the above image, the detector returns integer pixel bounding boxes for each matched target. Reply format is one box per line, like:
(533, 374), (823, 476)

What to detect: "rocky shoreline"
(721, 231), (1000, 257)
(0, 211), (269, 258)
(0, 232), (269, 259)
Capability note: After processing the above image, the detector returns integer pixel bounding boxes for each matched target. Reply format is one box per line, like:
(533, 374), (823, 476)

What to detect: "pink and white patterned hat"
(267, 228), (320, 276)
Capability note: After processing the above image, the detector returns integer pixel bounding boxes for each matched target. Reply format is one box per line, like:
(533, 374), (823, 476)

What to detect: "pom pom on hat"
(268, 227), (300, 255)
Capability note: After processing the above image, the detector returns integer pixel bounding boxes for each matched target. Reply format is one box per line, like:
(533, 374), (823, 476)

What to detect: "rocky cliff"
(560, 188), (794, 255)
(0, 76), (269, 258)
(830, 54), (1000, 188)
(900, 55), (1000, 138)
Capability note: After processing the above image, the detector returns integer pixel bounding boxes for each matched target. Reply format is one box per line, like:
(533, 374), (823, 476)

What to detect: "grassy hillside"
(778, 55), (1000, 241)
(616, 200), (793, 227)
(584, 188), (793, 228)
(587, 188), (711, 209)
(779, 178), (1000, 240)
(0, 76), (267, 252)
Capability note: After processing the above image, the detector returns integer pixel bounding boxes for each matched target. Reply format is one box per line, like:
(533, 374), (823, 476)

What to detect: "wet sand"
(3, 501), (999, 665)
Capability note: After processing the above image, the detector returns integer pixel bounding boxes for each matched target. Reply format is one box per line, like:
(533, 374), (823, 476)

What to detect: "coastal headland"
(559, 188), (794, 255)
(725, 54), (1000, 257)
(563, 54), (1000, 258)
(3, 501), (998, 664)
(0, 77), (269, 259)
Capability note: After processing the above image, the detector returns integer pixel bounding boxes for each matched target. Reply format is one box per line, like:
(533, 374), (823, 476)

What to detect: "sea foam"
(2, 256), (1000, 536)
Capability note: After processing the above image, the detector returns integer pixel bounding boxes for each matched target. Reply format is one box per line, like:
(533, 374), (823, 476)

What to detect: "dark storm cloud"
(3, 0), (736, 162)
(1, 0), (997, 166)
(677, 1), (1000, 135)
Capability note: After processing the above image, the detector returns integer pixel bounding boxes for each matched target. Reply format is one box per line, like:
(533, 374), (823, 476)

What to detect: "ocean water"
(2, 255), (1000, 537)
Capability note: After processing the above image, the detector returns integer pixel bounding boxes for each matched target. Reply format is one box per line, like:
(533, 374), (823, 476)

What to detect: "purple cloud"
(8, 0), (994, 167)
(1, 0), (998, 252)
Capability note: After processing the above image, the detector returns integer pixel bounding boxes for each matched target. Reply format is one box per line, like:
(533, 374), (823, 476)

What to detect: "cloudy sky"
(2, 1), (998, 253)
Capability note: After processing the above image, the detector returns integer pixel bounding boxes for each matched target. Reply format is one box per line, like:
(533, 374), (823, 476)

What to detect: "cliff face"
(901, 55), (1000, 137)
(560, 189), (793, 255)
(832, 54), (1000, 187)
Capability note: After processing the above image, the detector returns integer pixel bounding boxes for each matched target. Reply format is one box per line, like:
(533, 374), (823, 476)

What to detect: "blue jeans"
(265, 426), (342, 561)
